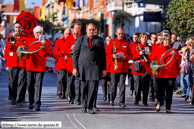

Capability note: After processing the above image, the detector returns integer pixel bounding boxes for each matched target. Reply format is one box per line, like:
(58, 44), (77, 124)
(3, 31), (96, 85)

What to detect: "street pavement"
(0, 69), (194, 129)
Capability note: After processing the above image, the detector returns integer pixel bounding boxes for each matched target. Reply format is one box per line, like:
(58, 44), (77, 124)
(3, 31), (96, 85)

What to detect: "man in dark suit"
(73, 23), (107, 114)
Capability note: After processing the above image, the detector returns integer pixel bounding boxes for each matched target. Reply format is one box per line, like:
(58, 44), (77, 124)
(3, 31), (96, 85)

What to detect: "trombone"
(113, 41), (119, 70)
(8, 31), (20, 44)
(16, 41), (44, 60)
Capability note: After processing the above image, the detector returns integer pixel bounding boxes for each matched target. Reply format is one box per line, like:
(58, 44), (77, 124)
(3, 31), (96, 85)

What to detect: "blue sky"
(3, 0), (42, 8)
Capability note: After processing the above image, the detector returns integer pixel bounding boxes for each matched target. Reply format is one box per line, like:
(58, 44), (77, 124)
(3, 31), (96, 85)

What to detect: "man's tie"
(88, 38), (92, 49)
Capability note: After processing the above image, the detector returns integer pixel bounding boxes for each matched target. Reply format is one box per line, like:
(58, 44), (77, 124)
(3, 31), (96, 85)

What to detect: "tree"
(166, 0), (194, 38)
(113, 11), (133, 27)
(38, 20), (54, 34)
(46, 11), (58, 22)
(72, 19), (101, 35)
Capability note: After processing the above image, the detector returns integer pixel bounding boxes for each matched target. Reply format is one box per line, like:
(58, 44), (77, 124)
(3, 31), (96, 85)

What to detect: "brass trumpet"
(150, 49), (175, 75)
(113, 41), (119, 70)
(16, 41), (44, 60)
(8, 31), (20, 44)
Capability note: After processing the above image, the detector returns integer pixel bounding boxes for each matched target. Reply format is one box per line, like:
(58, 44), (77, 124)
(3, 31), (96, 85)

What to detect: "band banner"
(16, 12), (38, 37)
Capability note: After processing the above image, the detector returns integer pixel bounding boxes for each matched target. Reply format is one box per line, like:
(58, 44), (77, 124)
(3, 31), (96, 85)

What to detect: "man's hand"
(12, 32), (19, 37)
(71, 45), (75, 50)
(102, 70), (107, 77)
(113, 54), (118, 59)
(73, 68), (79, 76)
(41, 40), (46, 47)
(120, 56), (126, 61)
(139, 50), (145, 55)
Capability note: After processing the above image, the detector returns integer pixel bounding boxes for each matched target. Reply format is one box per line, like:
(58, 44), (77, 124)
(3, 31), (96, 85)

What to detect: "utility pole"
(122, 0), (124, 28)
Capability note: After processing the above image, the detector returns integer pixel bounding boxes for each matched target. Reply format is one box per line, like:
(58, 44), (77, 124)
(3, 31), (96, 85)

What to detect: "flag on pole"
(13, 0), (19, 12)
(39, 6), (46, 21)
(67, 0), (73, 9)
(20, 0), (26, 12)
(10, 15), (14, 23)
(34, 6), (40, 20)
(58, 0), (66, 4)
(83, 0), (86, 6)
(76, 0), (79, 6)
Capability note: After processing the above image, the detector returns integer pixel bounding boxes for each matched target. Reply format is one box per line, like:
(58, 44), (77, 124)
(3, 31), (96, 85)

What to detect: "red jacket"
(25, 37), (52, 72)
(63, 34), (83, 73)
(105, 45), (112, 73)
(4, 34), (28, 67)
(131, 43), (153, 75)
(107, 38), (132, 73)
(53, 38), (67, 71)
(151, 45), (181, 78)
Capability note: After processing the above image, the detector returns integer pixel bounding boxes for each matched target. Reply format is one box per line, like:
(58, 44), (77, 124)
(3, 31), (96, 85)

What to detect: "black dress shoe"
(69, 99), (74, 104)
(29, 104), (34, 109)
(81, 108), (87, 113)
(93, 106), (99, 111)
(16, 102), (22, 106)
(143, 103), (149, 106)
(185, 96), (189, 101)
(103, 96), (107, 101)
(130, 90), (133, 96)
(35, 106), (41, 111)
(11, 99), (16, 105)
(166, 110), (173, 114)
(75, 101), (81, 105)
(134, 101), (139, 105)
(60, 96), (66, 99)
(21, 99), (26, 103)
(88, 109), (95, 114)
(109, 101), (114, 106)
(119, 102), (126, 107)
(8, 96), (12, 100)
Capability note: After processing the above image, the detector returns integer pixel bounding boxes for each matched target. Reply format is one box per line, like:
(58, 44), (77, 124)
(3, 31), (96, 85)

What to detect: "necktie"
(88, 38), (92, 49)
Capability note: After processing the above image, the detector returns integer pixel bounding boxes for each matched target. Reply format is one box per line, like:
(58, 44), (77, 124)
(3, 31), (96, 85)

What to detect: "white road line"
(66, 114), (78, 129)
(73, 113), (86, 129)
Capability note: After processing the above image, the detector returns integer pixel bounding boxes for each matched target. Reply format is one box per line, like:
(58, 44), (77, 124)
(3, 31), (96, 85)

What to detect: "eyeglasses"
(165, 39), (170, 42)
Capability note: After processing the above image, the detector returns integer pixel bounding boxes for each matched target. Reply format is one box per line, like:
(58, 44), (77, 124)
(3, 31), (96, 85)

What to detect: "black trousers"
(155, 78), (176, 110)
(133, 73), (150, 104)
(149, 76), (157, 98)
(6, 70), (12, 98)
(110, 73), (127, 103)
(67, 73), (75, 99)
(8, 67), (26, 102)
(75, 79), (81, 102)
(57, 69), (67, 97)
(81, 80), (99, 109)
(128, 69), (134, 91)
(27, 71), (44, 107)
(101, 72), (111, 97)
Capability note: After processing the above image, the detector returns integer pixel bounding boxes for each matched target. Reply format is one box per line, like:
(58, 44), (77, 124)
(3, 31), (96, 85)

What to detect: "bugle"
(150, 49), (175, 75)
(113, 41), (119, 70)
(16, 41), (44, 60)
(8, 31), (20, 44)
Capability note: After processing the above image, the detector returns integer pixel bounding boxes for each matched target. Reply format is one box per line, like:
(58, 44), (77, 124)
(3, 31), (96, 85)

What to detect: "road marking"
(73, 113), (86, 129)
(66, 114), (78, 129)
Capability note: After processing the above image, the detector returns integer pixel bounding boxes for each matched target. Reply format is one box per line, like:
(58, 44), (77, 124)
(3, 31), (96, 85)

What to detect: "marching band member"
(25, 26), (52, 111)
(5, 22), (28, 106)
(128, 33), (139, 96)
(131, 33), (152, 106)
(53, 28), (71, 99)
(63, 27), (83, 104)
(149, 33), (158, 101)
(108, 27), (132, 107)
(152, 35), (181, 113)
(101, 36), (113, 102)
(73, 23), (106, 114)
